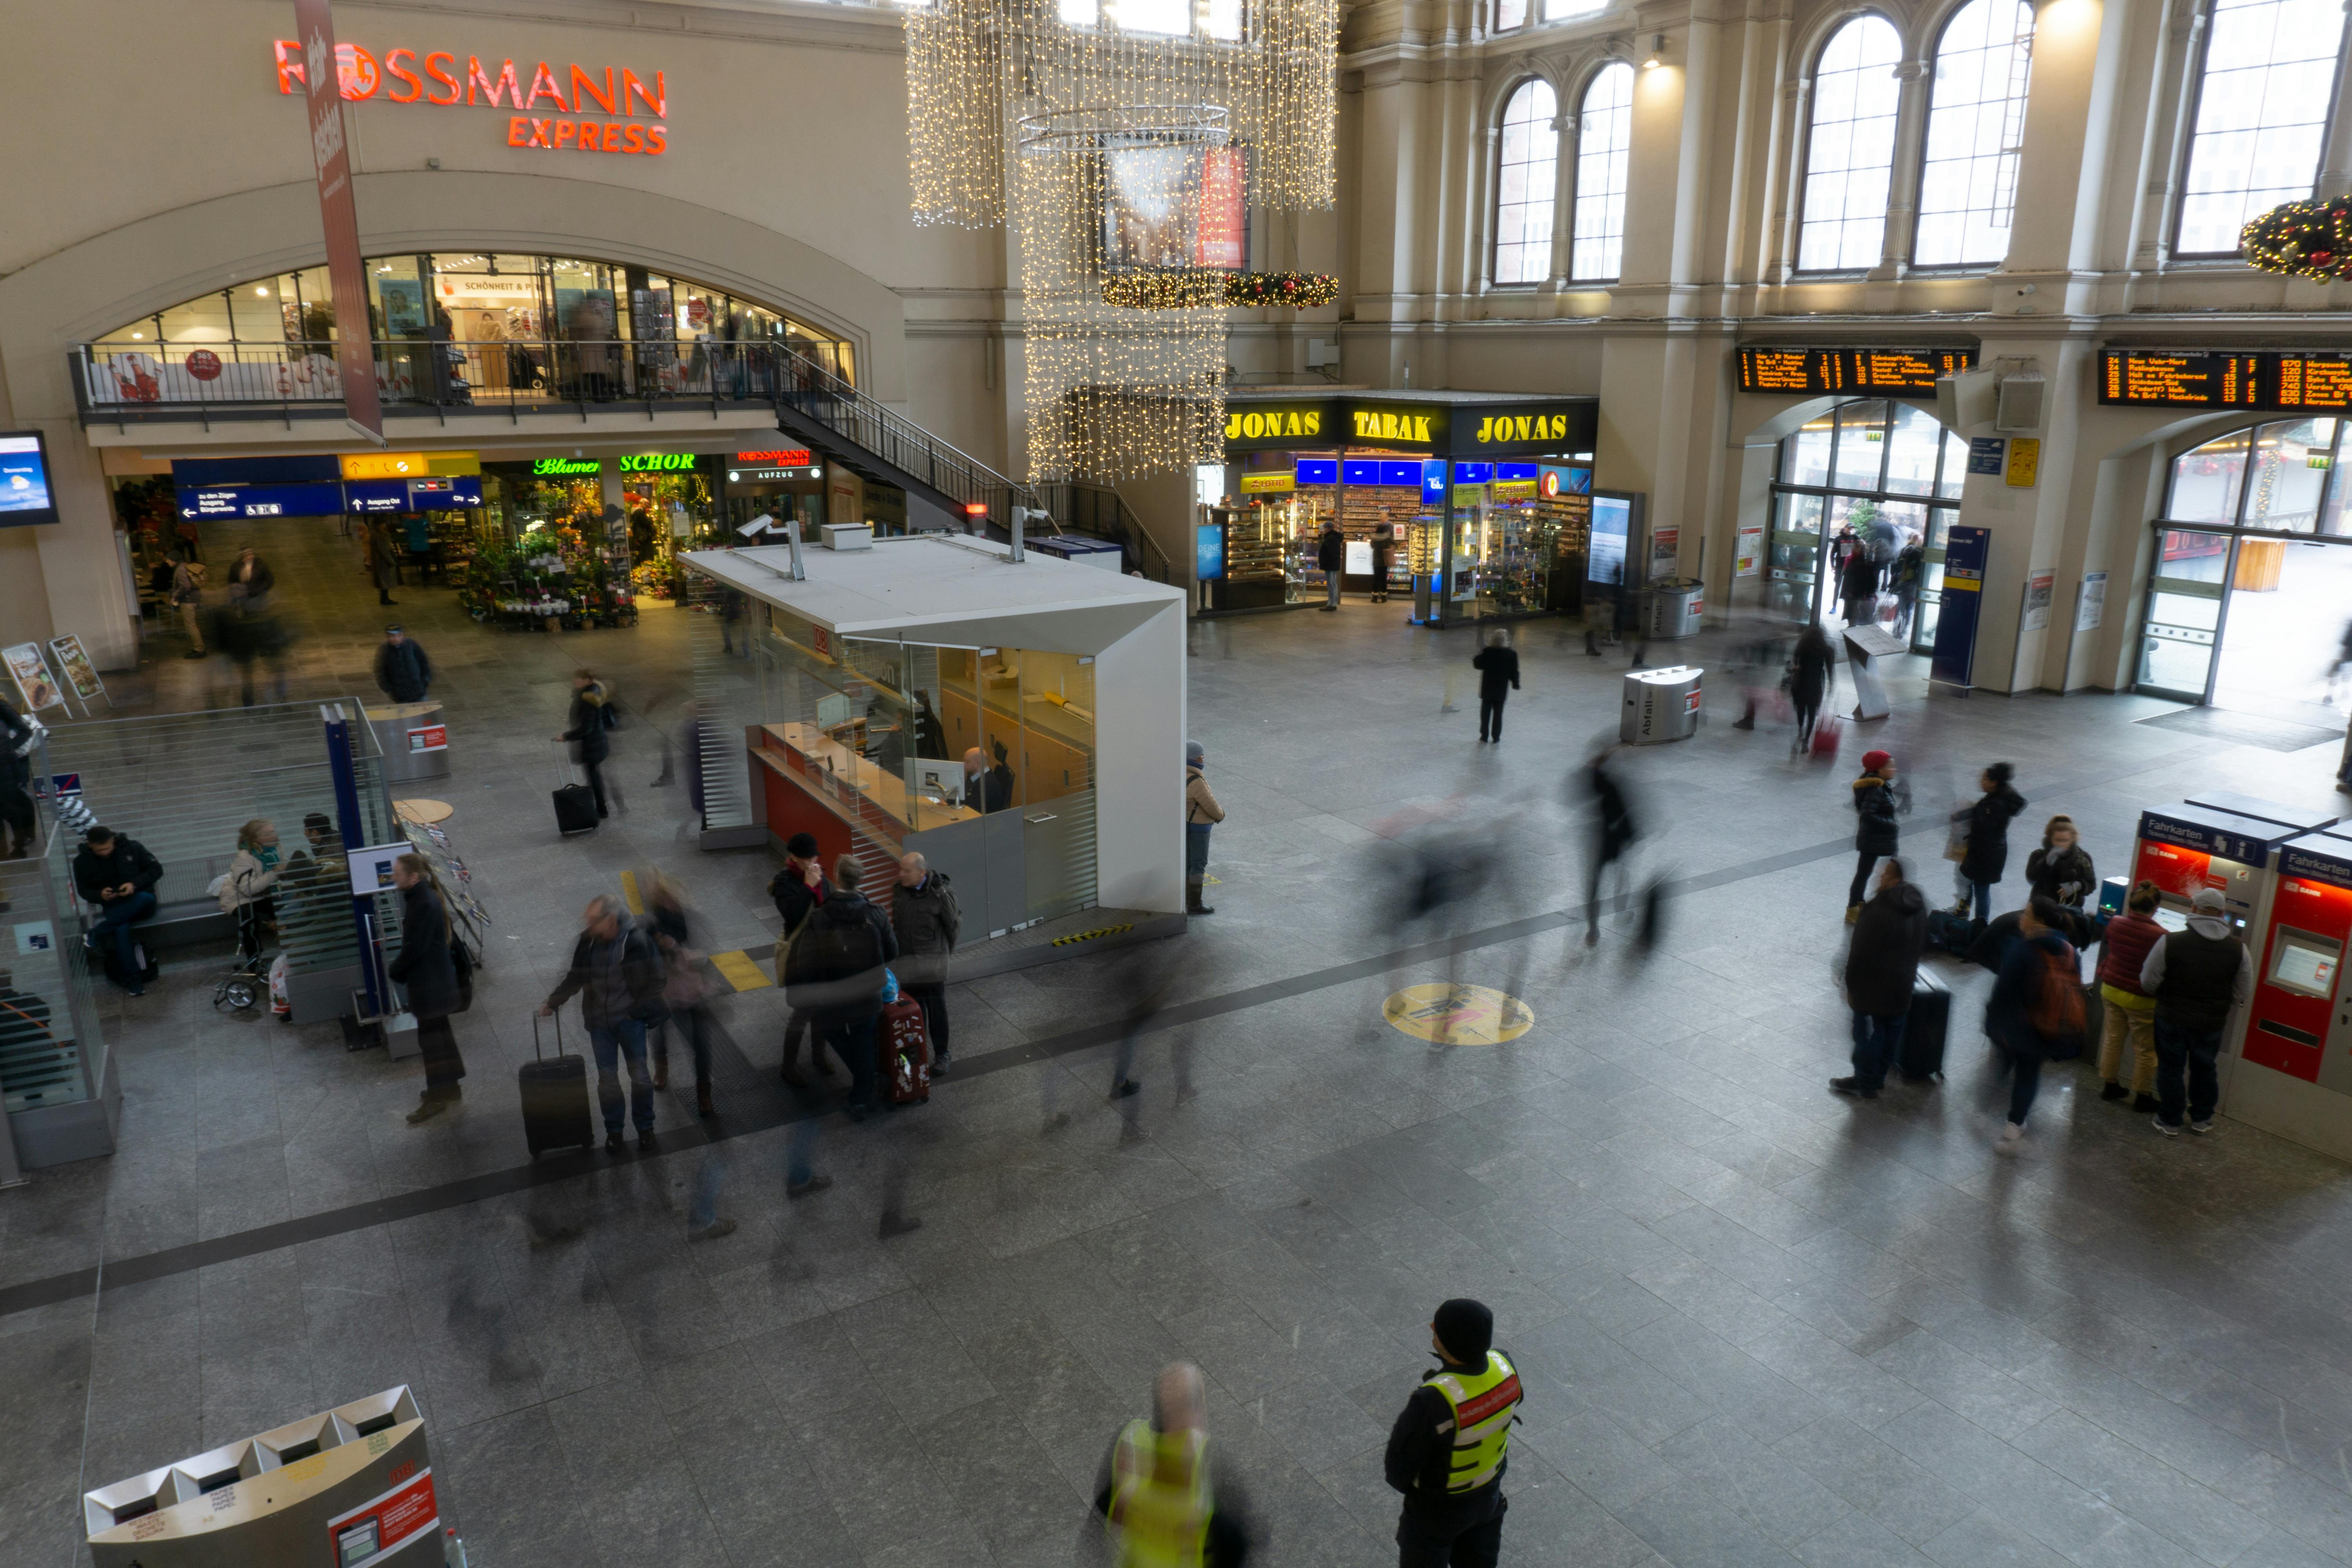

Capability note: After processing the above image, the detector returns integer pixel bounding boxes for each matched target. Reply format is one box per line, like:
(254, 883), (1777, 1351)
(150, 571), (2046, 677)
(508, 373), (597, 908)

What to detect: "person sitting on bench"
(72, 826), (163, 996)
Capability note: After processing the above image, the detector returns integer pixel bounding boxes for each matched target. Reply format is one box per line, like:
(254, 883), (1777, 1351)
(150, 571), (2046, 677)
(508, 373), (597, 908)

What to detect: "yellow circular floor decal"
(1382, 984), (1534, 1046)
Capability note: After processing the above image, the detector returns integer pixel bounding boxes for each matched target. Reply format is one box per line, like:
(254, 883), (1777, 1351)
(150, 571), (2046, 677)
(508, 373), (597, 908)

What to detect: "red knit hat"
(1862, 750), (1893, 773)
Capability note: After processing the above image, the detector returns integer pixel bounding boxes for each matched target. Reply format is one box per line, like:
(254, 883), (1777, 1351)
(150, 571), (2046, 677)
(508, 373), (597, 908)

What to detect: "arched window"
(2174, 0), (2352, 257)
(1495, 0), (1529, 32)
(1913, 0), (2035, 269)
(1494, 80), (1560, 285)
(1571, 64), (1635, 282)
(1798, 16), (1904, 272)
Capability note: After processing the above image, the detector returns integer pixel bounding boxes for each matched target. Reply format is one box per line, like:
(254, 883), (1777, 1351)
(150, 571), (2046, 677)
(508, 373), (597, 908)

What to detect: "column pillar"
(1767, 77), (1809, 282)
(2129, 0), (2203, 271)
(1547, 103), (1577, 290)
(1873, 60), (1929, 278)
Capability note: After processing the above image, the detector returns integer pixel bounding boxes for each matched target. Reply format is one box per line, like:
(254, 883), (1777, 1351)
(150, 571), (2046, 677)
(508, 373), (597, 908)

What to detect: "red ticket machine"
(2129, 806), (2284, 931)
(2227, 833), (2352, 1162)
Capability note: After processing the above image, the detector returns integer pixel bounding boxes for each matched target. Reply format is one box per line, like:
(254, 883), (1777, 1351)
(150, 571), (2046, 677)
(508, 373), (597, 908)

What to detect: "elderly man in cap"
(1385, 1298), (1523, 1568)
(374, 624), (434, 705)
(2140, 886), (2251, 1136)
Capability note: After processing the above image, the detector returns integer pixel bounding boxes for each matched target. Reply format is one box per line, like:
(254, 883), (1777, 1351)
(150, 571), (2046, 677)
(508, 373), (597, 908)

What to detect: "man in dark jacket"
(227, 545), (275, 606)
(1317, 523), (1345, 610)
(388, 853), (466, 1125)
(891, 851), (960, 1077)
(961, 745), (1013, 814)
(770, 833), (830, 1086)
(1386, 1298), (1522, 1568)
(556, 671), (614, 819)
(540, 893), (669, 1154)
(1834, 859), (1927, 1098)
(1471, 630), (1520, 744)
(73, 826), (163, 995)
(1846, 749), (1907, 921)
(2139, 886), (2249, 1136)
(1370, 528), (1395, 603)
(1583, 747), (1638, 947)
(0, 696), (36, 862)
(374, 626), (433, 703)
(783, 858), (898, 1116)
(1839, 544), (1882, 628)
(1956, 762), (2026, 922)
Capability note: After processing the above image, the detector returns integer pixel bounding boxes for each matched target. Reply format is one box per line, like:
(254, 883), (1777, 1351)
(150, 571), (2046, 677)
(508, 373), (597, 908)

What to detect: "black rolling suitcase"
(521, 1013), (595, 1157)
(550, 742), (598, 835)
(1901, 970), (1950, 1082)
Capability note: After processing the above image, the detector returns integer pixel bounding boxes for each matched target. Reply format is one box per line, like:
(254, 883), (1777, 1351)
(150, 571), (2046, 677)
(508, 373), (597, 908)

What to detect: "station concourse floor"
(8, 524), (2352, 1568)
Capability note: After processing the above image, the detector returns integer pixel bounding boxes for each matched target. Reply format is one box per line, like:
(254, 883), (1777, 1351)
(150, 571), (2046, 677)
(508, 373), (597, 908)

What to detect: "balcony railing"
(73, 335), (1031, 526)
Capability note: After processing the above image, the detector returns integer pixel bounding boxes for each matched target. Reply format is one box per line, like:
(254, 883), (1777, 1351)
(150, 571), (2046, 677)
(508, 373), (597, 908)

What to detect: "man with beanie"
(2139, 886), (2250, 1136)
(1385, 1298), (1523, 1568)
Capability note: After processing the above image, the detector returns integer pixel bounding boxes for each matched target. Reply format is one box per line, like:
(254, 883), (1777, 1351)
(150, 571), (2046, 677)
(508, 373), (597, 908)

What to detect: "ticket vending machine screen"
(2268, 927), (2341, 999)
(2246, 845), (2352, 1084)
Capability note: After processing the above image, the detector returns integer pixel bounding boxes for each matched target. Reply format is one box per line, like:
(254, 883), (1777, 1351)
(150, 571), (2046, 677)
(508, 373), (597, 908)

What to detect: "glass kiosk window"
(2268, 926), (2342, 998)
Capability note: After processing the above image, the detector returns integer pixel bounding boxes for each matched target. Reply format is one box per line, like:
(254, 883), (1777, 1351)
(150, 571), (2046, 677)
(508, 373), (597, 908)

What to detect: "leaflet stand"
(1841, 624), (1906, 722)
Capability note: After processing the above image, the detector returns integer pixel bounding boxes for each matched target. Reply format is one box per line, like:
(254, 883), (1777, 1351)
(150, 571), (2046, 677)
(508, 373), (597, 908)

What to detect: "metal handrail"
(1036, 479), (1178, 583)
(765, 340), (1034, 524)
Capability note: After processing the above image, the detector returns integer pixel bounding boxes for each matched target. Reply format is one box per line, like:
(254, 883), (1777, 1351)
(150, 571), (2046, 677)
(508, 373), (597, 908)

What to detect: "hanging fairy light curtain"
(906, 0), (1338, 483)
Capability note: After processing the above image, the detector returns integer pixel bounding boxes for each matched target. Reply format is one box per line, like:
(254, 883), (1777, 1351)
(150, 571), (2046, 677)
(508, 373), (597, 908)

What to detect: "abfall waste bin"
(1621, 665), (1703, 744)
(1647, 578), (1704, 639)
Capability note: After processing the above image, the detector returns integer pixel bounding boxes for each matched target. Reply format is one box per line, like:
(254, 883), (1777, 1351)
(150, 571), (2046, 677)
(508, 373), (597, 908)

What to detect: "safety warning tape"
(1050, 923), (1134, 949)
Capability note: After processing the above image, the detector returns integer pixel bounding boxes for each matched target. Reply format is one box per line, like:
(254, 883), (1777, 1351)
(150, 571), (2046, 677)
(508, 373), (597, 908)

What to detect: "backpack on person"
(2028, 942), (2086, 1041)
(783, 897), (884, 1007)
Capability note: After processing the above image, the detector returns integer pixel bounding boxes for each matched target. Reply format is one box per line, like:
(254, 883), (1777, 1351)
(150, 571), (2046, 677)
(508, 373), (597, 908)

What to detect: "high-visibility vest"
(1105, 1421), (1211, 1568)
(1422, 1350), (1522, 1493)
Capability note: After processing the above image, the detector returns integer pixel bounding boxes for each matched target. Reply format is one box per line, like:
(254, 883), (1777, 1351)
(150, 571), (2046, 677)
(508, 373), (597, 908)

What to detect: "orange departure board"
(1737, 346), (1974, 399)
(2097, 349), (2352, 410)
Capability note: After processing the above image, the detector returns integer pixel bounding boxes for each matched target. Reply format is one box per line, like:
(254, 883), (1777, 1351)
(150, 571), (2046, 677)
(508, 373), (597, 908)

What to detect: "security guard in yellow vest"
(1385, 1298), (1523, 1568)
(1094, 1362), (1256, 1568)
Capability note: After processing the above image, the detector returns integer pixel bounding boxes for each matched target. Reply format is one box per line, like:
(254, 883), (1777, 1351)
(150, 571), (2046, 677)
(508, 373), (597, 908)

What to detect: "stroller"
(212, 900), (272, 1013)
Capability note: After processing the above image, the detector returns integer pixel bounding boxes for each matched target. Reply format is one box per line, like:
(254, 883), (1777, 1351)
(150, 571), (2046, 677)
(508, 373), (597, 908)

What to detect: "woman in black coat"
(1846, 749), (1906, 919)
(388, 853), (466, 1125)
(557, 668), (615, 820)
(2025, 815), (2097, 908)
(1956, 761), (2027, 923)
(1788, 624), (1836, 750)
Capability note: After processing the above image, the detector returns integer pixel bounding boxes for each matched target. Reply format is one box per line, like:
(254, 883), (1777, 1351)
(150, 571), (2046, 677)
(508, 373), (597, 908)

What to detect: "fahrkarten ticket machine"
(2229, 831), (2352, 1162)
(2127, 805), (2291, 932)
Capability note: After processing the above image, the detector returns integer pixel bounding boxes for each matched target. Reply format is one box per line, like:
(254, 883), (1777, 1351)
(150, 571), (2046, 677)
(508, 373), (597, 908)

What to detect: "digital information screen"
(1736, 347), (1976, 399)
(2269, 927), (2341, 999)
(2098, 350), (2352, 411)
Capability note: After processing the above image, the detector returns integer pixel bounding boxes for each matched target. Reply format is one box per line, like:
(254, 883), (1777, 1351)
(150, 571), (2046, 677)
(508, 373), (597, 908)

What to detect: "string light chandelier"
(906, 0), (1338, 482)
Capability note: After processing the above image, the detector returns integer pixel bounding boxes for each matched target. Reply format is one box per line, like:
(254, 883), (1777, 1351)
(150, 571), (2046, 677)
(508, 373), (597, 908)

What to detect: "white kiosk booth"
(682, 534), (1190, 959)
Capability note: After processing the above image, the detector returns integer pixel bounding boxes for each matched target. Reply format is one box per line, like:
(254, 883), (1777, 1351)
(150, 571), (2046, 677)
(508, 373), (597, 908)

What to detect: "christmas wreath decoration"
(1100, 270), (1341, 309)
(2241, 197), (2352, 281)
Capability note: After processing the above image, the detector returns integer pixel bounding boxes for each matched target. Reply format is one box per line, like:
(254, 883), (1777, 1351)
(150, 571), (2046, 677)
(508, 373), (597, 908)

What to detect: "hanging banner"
(1930, 526), (1991, 692)
(292, 0), (383, 439)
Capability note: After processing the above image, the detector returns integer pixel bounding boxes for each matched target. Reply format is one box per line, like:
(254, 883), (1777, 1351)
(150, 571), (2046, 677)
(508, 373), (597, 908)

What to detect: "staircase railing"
(768, 341), (1034, 530)
(1036, 479), (1179, 584)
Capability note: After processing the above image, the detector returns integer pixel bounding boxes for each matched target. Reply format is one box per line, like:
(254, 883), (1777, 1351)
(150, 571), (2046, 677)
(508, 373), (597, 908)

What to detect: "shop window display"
(85, 251), (855, 410)
(466, 463), (639, 631)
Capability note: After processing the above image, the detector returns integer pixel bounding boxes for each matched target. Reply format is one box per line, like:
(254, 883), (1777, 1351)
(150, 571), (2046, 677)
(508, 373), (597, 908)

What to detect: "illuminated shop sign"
(533, 457), (600, 475)
(617, 453), (701, 472)
(1351, 406), (1441, 445)
(1222, 396), (1592, 456)
(1224, 405), (1331, 442)
(727, 448), (822, 483)
(272, 42), (669, 156)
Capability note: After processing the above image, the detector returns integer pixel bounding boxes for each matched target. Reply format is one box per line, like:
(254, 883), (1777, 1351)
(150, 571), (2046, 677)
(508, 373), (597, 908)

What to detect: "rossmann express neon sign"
(274, 42), (670, 156)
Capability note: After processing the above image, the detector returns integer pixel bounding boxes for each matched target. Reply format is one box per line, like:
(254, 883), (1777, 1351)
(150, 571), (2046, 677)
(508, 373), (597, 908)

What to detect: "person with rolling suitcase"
(539, 893), (671, 1155)
(782, 858), (897, 1120)
(1833, 858), (1927, 1099)
(552, 668), (615, 822)
(877, 973), (931, 1105)
(550, 741), (599, 836)
(388, 852), (468, 1125)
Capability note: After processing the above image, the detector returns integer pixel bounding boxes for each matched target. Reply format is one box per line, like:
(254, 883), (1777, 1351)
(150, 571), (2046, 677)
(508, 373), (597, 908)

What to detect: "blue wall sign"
(178, 483), (345, 520)
(1966, 437), (2006, 475)
(1929, 525), (1991, 689)
(2137, 809), (2272, 867)
(1195, 522), (1225, 581)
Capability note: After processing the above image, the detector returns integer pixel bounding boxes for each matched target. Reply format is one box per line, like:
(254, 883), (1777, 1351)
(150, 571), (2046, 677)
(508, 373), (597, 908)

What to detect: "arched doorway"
(1763, 397), (1972, 650)
(2140, 418), (2352, 722)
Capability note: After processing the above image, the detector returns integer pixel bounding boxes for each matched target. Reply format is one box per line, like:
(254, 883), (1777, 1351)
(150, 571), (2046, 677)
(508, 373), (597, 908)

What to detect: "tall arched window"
(1798, 16), (1904, 272)
(1913, 0), (2035, 269)
(2174, 0), (2352, 257)
(1571, 64), (1635, 282)
(1494, 80), (1560, 285)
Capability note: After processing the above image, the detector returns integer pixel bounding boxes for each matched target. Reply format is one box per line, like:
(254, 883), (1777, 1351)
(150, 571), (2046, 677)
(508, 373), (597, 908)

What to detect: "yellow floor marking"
(708, 949), (772, 992)
(1381, 984), (1534, 1046)
(619, 869), (644, 916)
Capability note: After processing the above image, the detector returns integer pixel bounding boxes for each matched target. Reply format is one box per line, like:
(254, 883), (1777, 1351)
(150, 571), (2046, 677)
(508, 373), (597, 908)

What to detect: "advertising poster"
(1649, 525), (1681, 581)
(1195, 521), (1226, 581)
(1587, 495), (1631, 585)
(346, 843), (413, 897)
(325, 1466), (438, 1568)
(1929, 526), (1991, 690)
(1967, 436), (2006, 475)
(47, 635), (105, 706)
(2076, 570), (2108, 632)
(407, 724), (448, 753)
(2022, 569), (2054, 632)
(1345, 539), (1373, 574)
(1735, 525), (1764, 577)
(2, 642), (63, 714)
(0, 431), (58, 526)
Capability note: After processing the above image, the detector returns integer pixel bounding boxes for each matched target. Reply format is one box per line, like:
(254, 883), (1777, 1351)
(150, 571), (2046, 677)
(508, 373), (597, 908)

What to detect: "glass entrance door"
(2137, 528), (2233, 701)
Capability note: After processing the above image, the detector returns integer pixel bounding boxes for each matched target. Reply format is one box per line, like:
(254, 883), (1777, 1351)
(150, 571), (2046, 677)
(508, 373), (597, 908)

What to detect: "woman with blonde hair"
(2025, 814), (2096, 909)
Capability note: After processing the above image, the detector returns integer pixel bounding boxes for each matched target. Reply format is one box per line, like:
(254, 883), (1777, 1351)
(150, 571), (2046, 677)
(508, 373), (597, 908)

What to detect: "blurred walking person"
(770, 833), (833, 1086)
(1839, 544), (1882, 629)
(539, 893), (669, 1155)
(171, 558), (208, 658)
(1987, 897), (2083, 1155)
(892, 851), (960, 1078)
(1387, 1299), (1523, 1568)
(1095, 1362), (1256, 1568)
(1185, 740), (1223, 916)
(1832, 859), (1926, 1098)
(644, 869), (717, 1120)
(782, 856), (897, 1119)
(1788, 622), (1835, 751)
(1472, 629), (1519, 744)
(388, 853), (468, 1125)
(1582, 746), (1639, 947)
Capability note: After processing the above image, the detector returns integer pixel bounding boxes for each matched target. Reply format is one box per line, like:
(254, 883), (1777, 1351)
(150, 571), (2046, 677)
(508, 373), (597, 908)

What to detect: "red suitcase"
(877, 997), (931, 1104)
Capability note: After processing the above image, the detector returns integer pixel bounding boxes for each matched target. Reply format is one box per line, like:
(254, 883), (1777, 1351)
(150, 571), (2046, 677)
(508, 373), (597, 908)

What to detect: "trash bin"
(1647, 577), (1704, 639)
(363, 701), (449, 783)
(1621, 665), (1703, 744)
